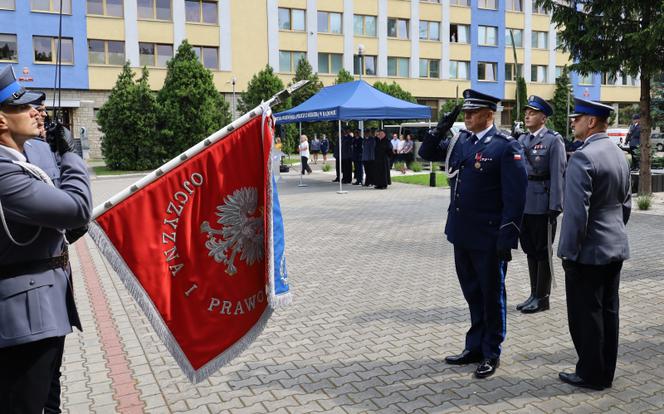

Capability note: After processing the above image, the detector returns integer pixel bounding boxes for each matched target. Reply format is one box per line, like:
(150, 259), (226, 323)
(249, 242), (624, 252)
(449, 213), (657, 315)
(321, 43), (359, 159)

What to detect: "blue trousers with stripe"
(454, 246), (508, 359)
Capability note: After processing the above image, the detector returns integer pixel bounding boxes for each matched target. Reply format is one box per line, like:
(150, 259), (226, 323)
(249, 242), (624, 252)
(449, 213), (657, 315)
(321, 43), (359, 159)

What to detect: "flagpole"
(93, 80), (309, 219)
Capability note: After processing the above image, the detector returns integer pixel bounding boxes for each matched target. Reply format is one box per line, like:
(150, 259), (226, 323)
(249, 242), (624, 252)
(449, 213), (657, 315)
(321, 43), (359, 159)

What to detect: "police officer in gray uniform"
(516, 96), (566, 314)
(0, 65), (92, 413)
(557, 98), (631, 391)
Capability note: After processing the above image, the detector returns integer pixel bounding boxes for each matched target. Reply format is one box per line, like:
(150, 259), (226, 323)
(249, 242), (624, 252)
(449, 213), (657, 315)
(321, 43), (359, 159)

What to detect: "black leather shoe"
(445, 350), (483, 365)
(332, 178), (340, 182)
(521, 296), (550, 314)
(352, 181), (361, 185)
(558, 372), (605, 391)
(516, 295), (534, 311)
(475, 358), (499, 379)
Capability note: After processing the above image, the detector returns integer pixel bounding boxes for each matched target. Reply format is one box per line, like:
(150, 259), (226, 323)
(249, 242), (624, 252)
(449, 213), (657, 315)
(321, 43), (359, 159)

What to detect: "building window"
(192, 45), (218, 69)
(478, 0), (496, 10)
(478, 26), (498, 46)
(278, 8), (305, 31)
(185, 0), (217, 24)
(578, 73), (593, 85)
(387, 57), (409, 77)
(450, 24), (469, 43)
(450, 0), (469, 5)
(88, 39), (125, 65)
(419, 21), (440, 41)
(531, 65), (547, 83)
(87, 0), (123, 16)
(506, 0), (522, 12)
(505, 28), (522, 47)
(532, 0), (547, 14)
(419, 58), (440, 78)
(0, 0), (14, 10)
(34, 36), (73, 64)
(478, 62), (497, 81)
(354, 54), (376, 76)
(387, 18), (409, 39)
(531, 31), (548, 49)
(137, 0), (171, 21)
(31, 0), (71, 14)
(318, 11), (342, 34)
(505, 63), (523, 81)
(354, 15), (377, 37)
(0, 34), (17, 62)
(449, 60), (469, 80)
(318, 52), (342, 74)
(139, 42), (173, 67)
(555, 66), (564, 79)
(279, 50), (306, 73)
(420, 0), (440, 3)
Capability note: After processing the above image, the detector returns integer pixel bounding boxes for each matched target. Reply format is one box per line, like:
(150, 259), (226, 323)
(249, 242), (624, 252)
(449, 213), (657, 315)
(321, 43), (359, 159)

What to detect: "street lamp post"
(357, 44), (365, 81)
(227, 76), (237, 119)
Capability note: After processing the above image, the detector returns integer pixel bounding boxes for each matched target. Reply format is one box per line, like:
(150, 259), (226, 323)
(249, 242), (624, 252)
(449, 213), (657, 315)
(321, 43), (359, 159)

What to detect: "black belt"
(0, 250), (69, 279)
(528, 175), (550, 181)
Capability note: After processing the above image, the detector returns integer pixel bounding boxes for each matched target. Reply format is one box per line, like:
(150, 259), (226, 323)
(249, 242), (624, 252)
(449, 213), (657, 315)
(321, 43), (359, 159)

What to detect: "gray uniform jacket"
(24, 138), (61, 186)
(0, 149), (91, 348)
(518, 127), (566, 215)
(557, 133), (631, 265)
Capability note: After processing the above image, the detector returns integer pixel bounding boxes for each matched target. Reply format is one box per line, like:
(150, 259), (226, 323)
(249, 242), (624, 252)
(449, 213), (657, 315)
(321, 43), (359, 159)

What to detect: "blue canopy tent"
(274, 80), (432, 192)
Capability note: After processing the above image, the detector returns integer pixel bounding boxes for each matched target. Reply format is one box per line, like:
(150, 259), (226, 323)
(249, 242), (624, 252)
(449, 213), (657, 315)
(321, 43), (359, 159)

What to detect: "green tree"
(550, 65), (573, 138)
(515, 76), (528, 122)
(238, 64), (286, 113)
(438, 99), (464, 122)
(538, 0), (664, 194)
(334, 68), (354, 84)
(157, 40), (231, 157)
(98, 63), (162, 170)
(373, 81), (416, 103)
(653, 81), (664, 130)
(291, 57), (323, 107)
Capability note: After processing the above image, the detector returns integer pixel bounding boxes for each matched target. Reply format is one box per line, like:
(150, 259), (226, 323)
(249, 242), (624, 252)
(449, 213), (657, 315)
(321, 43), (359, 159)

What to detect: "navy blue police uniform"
(419, 89), (527, 378)
(352, 132), (364, 185)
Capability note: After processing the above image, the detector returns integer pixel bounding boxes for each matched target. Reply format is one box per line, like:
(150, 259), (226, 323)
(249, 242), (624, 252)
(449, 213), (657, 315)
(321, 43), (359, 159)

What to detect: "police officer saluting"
(420, 89), (527, 378)
(558, 98), (630, 391)
(0, 66), (92, 413)
(516, 96), (566, 314)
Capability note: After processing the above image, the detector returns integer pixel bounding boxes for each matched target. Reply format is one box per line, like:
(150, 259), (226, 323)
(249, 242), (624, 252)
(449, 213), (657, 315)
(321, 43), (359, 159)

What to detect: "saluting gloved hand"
(435, 104), (462, 139)
(548, 210), (561, 224)
(65, 224), (89, 244)
(496, 248), (512, 262)
(46, 122), (75, 156)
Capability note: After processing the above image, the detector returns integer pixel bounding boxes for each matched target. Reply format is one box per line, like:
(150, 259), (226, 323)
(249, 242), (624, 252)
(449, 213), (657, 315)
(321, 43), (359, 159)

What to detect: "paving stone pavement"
(59, 169), (664, 414)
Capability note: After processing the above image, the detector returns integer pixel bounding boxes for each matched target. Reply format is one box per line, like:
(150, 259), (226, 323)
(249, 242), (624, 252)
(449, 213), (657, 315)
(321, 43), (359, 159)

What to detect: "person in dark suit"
(419, 89), (527, 378)
(558, 98), (631, 391)
(515, 96), (566, 314)
(372, 129), (392, 189)
(0, 65), (92, 414)
(341, 129), (353, 184)
(361, 128), (376, 187)
(627, 114), (641, 171)
(352, 129), (364, 185)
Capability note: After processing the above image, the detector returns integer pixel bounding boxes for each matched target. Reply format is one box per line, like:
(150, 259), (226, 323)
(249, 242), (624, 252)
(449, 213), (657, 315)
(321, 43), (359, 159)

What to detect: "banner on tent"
(89, 112), (291, 383)
(274, 109), (338, 123)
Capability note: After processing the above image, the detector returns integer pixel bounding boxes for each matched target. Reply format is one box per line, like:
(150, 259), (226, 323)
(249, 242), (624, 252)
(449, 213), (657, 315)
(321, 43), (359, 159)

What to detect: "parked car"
(652, 132), (664, 152)
(607, 128), (629, 147)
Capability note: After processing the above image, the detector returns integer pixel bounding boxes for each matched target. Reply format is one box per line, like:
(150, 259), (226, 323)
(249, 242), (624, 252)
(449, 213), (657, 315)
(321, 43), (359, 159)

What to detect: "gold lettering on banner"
(160, 173), (205, 285)
(206, 290), (266, 315)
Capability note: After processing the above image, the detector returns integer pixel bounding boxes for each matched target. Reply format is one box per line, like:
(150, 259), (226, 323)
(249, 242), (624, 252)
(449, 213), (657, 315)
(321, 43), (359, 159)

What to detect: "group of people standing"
(333, 128), (394, 190)
(298, 134), (330, 175)
(420, 89), (631, 391)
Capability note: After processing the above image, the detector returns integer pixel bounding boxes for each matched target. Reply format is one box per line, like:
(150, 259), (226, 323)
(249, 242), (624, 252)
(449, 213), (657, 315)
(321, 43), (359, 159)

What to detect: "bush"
(393, 161), (406, 171)
(637, 194), (652, 210)
(409, 162), (423, 172)
(322, 163), (331, 172)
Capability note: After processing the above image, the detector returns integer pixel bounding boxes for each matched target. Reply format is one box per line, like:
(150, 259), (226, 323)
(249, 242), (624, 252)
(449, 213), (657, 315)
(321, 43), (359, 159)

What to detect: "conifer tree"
(98, 63), (161, 170)
(157, 40), (231, 157)
(238, 65), (286, 114)
(550, 65), (573, 138)
(334, 68), (354, 84)
(515, 77), (528, 122)
(291, 57), (323, 108)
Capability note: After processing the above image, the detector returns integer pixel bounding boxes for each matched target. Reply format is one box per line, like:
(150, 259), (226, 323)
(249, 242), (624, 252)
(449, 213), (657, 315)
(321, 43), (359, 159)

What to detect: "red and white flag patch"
(513, 153), (522, 160)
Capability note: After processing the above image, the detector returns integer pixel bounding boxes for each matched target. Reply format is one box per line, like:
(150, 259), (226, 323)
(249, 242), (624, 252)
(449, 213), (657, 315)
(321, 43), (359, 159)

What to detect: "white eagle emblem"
(200, 187), (264, 275)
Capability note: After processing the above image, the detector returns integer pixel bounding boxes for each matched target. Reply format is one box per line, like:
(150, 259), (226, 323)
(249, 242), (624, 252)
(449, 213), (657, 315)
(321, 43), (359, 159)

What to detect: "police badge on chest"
(474, 153), (494, 170)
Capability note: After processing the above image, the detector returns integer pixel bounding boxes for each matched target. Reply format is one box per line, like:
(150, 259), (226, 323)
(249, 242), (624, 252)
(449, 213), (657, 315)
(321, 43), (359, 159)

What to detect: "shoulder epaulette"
(495, 131), (513, 141)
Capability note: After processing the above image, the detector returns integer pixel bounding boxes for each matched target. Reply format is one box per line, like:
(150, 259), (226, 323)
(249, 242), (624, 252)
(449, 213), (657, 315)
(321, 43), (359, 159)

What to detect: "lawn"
(92, 166), (147, 176)
(392, 172), (449, 187)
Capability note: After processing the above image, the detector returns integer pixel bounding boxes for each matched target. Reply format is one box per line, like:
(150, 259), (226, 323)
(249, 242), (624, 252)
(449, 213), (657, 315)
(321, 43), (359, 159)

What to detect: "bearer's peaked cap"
(569, 97), (614, 119)
(525, 95), (553, 117)
(461, 89), (500, 111)
(0, 66), (44, 106)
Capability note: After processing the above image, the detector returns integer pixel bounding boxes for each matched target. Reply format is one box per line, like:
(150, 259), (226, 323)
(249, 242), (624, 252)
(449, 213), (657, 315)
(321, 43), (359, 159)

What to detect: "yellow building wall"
(354, 0), (378, 15)
(137, 21), (174, 43)
(449, 6), (471, 24)
(420, 42), (442, 59)
(601, 86), (641, 103)
(186, 24), (220, 46)
(318, 34), (344, 52)
(279, 0), (306, 9)
(387, 0), (411, 18)
(386, 39), (411, 56)
(505, 12), (525, 28)
(279, 31), (307, 51)
(87, 17), (125, 40)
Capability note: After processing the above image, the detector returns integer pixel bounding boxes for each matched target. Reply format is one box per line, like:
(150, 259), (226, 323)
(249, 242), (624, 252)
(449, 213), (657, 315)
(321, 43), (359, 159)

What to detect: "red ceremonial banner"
(91, 115), (275, 382)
